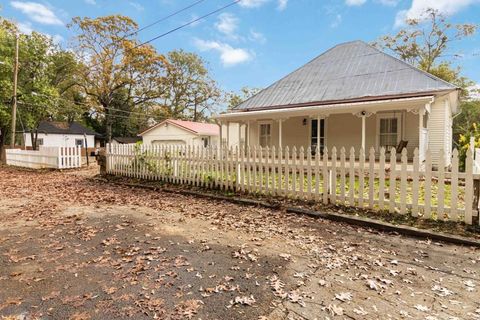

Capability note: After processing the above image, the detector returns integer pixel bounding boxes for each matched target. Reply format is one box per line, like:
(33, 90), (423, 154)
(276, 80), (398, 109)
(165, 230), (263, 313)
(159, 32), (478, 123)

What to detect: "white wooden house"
(139, 119), (220, 147)
(215, 41), (459, 166)
(24, 121), (100, 149)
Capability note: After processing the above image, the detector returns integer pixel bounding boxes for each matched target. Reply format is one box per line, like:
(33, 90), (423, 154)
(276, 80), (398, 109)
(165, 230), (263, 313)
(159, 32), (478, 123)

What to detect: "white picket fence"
(106, 144), (479, 225)
(6, 146), (82, 169)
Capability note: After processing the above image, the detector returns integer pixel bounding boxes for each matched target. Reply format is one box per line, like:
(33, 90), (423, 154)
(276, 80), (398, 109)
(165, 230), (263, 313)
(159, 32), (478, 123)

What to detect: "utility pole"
(10, 34), (19, 148)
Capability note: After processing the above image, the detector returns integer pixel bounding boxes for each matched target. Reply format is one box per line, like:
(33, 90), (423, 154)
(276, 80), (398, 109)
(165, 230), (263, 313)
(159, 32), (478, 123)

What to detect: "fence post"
(424, 150), (432, 219)
(58, 147), (62, 169)
(465, 146), (474, 225)
(388, 148), (397, 214)
(322, 147), (329, 205)
(330, 147), (337, 204)
(400, 148), (408, 215)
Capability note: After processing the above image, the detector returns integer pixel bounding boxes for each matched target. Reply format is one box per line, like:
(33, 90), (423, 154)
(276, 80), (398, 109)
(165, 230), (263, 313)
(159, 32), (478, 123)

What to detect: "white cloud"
(376, 0), (399, 6)
(395, 0), (479, 27)
(277, 0), (288, 10)
(468, 84), (480, 100)
(194, 39), (253, 66)
(10, 1), (63, 25)
(215, 13), (239, 37)
(238, 0), (289, 10)
(239, 0), (269, 8)
(17, 21), (33, 34)
(129, 1), (144, 11)
(345, 0), (367, 6)
(330, 14), (342, 28)
(51, 34), (64, 44)
(249, 29), (266, 44)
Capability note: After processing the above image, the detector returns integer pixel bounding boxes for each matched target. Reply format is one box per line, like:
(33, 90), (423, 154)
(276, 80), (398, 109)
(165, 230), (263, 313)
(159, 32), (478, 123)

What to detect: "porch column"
(354, 111), (372, 150)
(278, 119), (283, 148)
(317, 115), (321, 150)
(219, 121), (223, 148)
(226, 122), (230, 148)
(418, 108), (426, 162)
(238, 122), (243, 149)
(361, 114), (366, 150)
(246, 121), (250, 148)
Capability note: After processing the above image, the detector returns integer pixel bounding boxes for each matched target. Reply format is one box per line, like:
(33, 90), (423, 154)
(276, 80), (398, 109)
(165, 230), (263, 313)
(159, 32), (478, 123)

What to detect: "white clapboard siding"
(105, 144), (478, 225)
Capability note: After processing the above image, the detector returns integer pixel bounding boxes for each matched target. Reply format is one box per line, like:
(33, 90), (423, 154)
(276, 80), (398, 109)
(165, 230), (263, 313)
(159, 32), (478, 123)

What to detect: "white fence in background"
(106, 144), (479, 225)
(6, 146), (82, 169)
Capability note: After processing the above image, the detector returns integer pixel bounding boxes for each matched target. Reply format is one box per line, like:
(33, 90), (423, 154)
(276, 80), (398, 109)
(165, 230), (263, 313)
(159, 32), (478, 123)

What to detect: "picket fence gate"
(6, 146), (82, 169)
(106, 144), (479, 225)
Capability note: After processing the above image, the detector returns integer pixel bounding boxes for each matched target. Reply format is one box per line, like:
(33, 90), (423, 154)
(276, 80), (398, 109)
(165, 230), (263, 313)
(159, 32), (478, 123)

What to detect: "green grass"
(115, 158), (467, 221)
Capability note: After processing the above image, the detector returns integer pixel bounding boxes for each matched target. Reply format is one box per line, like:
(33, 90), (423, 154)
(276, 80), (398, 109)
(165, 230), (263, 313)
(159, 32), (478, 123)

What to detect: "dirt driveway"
(0, 166), (479, 320)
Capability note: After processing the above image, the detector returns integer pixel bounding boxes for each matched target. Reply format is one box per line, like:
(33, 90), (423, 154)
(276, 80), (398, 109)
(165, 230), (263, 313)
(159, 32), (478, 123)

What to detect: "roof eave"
(232, 89), (456, 113)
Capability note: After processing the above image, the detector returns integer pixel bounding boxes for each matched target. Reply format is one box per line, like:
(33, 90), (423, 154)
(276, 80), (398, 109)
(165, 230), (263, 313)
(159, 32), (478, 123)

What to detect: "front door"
(311, 119), (325, 153)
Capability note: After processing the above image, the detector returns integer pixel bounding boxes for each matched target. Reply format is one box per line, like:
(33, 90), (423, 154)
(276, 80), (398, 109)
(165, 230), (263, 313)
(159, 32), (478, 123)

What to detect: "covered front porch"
(217, 96), (433, 162)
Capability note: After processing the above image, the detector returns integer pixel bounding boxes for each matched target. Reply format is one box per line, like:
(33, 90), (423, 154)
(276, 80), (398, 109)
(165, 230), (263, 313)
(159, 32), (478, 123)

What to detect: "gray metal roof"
(233, 40), (457, 111)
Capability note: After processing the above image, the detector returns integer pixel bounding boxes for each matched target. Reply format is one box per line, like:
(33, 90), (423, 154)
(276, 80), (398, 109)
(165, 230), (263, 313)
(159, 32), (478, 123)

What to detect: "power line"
(25, 91), (163, 118)
(49, 0), (210, 72)
(134, 0), (241, 48)
(50, 0), (241, 75)
(17, 100), (160, 122)
(132, 0), (207, 37)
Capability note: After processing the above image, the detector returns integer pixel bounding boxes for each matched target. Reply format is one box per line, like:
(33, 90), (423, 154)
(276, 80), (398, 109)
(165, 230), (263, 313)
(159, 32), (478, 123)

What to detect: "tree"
(48, 50), (87, 123)
(375, 8), (477, 97)
(69, 15), (167, 142)
(17, 32), (64, 150)
(453, 100), (480, 147)
(160, 50), (221, 121)
(0, 17), (17, 160)
(226, 87), (261, 110)
(375, 8), (479, 169)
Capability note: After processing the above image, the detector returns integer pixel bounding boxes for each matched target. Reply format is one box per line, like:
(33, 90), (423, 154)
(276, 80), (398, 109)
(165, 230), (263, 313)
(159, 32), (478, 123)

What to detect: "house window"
(75, 139), (84, 147)
(202, 137), (210, 148)
(379, 117), (398, 149)
(311, 119), (326, 153)
(37, 138), (44, 146)
(259, 123), (271, 147)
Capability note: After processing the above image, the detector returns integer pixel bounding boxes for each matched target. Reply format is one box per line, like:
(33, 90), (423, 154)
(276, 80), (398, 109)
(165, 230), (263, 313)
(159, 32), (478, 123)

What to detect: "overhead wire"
(46, 0), (217, 73)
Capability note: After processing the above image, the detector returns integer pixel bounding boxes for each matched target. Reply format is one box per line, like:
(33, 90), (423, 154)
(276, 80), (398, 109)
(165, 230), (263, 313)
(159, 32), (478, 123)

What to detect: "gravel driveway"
(0, 166), (479, 319)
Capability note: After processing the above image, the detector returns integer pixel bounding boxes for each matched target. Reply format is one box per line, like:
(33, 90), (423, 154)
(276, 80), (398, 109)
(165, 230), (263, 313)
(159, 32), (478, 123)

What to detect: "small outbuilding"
(24, 121), (101, 149)
(111, 137), (142, 145)
(139, 119), (219, 147)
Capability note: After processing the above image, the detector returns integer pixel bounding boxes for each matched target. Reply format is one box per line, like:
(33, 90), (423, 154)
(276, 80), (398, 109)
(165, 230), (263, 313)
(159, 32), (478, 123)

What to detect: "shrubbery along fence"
(106, 143), (480, 225)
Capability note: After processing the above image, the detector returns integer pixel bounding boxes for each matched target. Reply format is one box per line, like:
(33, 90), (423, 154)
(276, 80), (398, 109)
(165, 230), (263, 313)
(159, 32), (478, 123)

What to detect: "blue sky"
(2, 0), (480, 94)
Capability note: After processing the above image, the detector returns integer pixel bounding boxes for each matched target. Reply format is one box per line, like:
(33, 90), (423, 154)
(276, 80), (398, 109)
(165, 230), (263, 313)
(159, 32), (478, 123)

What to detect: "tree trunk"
(34, 130), (39, 150)
(193, 99), (198, 122)
(104, 104), (113, 143)
(0, 126), (6, 163)
(30, 131), (36, 151)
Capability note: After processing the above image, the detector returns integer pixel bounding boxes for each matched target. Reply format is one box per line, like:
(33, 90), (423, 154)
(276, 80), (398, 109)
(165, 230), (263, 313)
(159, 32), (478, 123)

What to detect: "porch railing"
(106, 143), (479, 225)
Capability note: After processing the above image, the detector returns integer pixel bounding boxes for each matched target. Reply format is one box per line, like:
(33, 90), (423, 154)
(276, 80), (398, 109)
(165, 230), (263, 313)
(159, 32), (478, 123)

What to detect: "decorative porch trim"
(214, 96), (435, 122)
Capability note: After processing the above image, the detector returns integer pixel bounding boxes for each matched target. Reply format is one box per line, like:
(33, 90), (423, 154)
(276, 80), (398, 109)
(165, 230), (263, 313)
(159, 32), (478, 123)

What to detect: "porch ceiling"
(215, 96), (434, 122)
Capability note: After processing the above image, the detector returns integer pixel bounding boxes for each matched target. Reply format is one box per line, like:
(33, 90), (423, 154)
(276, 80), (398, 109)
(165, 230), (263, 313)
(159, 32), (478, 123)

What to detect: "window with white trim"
(259, 123), (271, 147)
(379, 117), (398, 149)
(75, 139), (84, 147)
